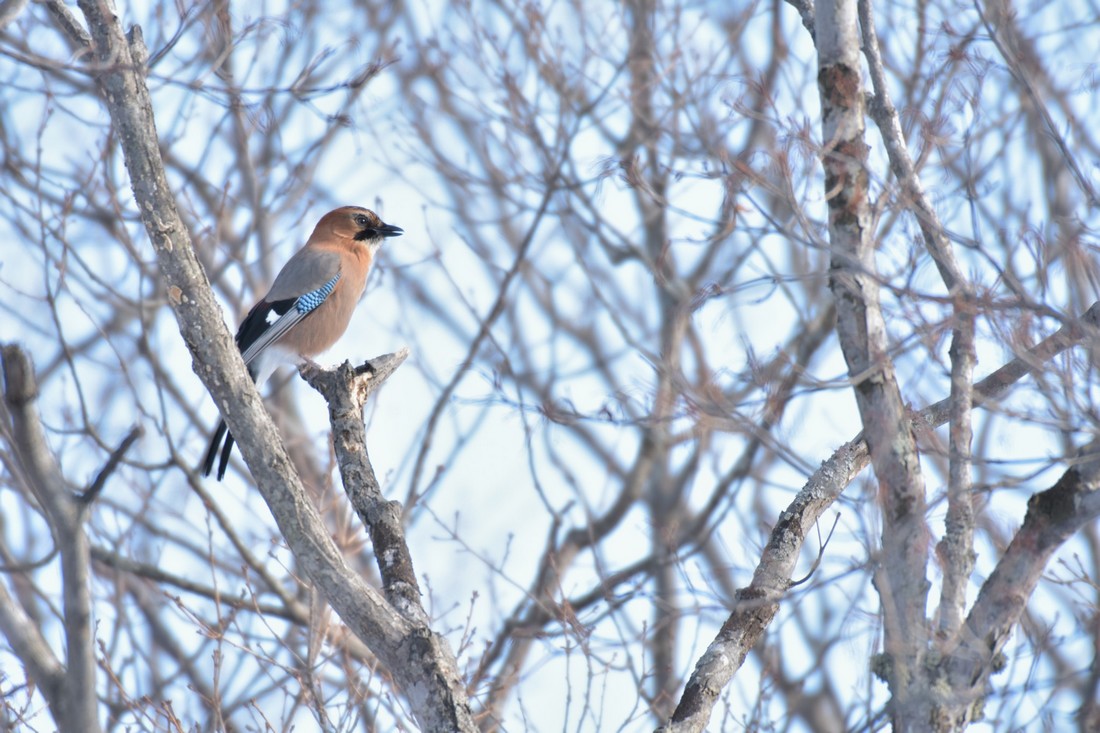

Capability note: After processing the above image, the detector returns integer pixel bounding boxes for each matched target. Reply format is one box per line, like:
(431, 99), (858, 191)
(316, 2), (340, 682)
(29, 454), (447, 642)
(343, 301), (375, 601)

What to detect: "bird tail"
(202, 360), (267, 480)
(201, 420), (236, 480)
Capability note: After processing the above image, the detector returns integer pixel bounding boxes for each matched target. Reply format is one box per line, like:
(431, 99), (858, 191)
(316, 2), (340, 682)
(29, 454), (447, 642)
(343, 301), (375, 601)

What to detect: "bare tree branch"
(1, 344), (100, 732)
(660, 303), (1100, 730)
(976, 0), (1099, 208)
(815, 2), (934, 727)
(937, 440), (1100, 727)
(858, 0), (982, 647)
(56, 4), (476, 730)
(301, 350), (425, 620)
(3, 1), (1098, 729)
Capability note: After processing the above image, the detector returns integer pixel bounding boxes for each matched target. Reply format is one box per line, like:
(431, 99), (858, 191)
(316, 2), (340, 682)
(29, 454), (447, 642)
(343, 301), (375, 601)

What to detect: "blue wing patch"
(296, 273), (341, 314)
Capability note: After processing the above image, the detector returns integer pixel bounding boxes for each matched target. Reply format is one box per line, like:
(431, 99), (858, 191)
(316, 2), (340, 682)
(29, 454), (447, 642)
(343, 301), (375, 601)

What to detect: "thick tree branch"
(935, 440), (1100, 728)
(1, 344), (100, 733)
(660, 305), (1100, 731)
(302, 352), (474, 725)
(58, 5), (475, 730)
(974, 442), (1100, 631)
(301, 350), (424, 620)
(815, 1), (932, 727)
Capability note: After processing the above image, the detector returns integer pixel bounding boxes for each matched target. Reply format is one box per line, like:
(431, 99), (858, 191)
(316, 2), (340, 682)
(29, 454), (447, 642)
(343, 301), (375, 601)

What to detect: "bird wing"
(236, 247), (343, 366)
(265, 245), (343, 302)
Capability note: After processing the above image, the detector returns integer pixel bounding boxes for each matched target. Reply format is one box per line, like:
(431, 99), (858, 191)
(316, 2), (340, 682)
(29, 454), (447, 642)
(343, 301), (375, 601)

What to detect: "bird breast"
(285, 249), (372, 357)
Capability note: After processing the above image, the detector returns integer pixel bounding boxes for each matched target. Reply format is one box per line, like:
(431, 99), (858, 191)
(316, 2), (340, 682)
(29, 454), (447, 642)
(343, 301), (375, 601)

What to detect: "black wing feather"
(201, 295), (298, 479)
(234, 297), (297, 352)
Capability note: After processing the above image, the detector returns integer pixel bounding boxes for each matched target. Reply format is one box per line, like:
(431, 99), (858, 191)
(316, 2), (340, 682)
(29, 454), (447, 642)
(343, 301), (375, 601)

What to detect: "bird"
(202, 206), (403, 480)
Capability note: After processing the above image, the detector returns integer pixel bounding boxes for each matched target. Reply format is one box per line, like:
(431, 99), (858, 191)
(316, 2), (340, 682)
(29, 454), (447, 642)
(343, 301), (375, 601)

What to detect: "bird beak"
(379, 224), (404, 238)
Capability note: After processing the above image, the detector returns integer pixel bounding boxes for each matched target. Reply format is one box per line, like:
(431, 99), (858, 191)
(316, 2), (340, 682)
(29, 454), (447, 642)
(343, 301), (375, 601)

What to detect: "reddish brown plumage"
(202, 206), (402, 480)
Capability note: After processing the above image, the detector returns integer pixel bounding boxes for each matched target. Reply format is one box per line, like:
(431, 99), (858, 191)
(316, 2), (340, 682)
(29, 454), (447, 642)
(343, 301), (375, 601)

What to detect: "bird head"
(319, 206), (403, 246)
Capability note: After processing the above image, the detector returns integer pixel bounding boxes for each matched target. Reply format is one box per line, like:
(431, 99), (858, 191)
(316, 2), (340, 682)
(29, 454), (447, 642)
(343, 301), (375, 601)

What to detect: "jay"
(202, 206), (402, 480)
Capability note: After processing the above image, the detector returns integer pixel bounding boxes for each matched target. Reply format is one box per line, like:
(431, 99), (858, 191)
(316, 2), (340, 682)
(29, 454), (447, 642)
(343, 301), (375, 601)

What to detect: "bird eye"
(355, 214), (369, 227)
